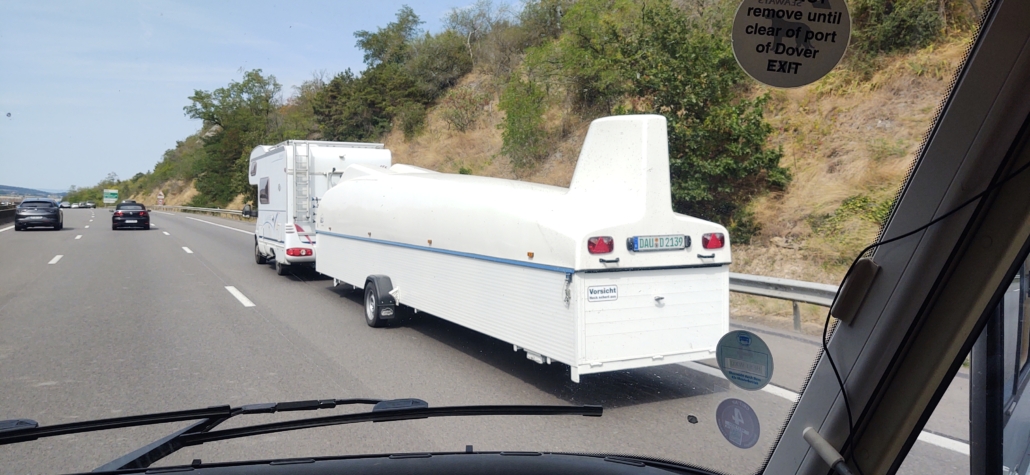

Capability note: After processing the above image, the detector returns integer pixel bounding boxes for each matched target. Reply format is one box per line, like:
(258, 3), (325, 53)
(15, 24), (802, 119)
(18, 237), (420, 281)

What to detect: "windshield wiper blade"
(2, 397), (602, 472)
(0, 406), (233, 445)
(0, 398), (384, 446)
(177, 402), (603, 447)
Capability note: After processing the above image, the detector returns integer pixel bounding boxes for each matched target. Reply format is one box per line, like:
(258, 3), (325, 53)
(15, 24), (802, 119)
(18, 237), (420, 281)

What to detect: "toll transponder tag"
(731, 0), (851, 88)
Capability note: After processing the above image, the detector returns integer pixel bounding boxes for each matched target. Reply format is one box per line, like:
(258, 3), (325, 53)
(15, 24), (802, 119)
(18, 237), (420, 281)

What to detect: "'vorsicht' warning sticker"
(716, 330), (774, 390)
(731, 0), (851, 88)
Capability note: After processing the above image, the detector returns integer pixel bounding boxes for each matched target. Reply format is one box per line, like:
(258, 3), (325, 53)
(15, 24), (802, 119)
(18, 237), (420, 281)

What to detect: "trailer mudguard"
(365, 275), (397, 312)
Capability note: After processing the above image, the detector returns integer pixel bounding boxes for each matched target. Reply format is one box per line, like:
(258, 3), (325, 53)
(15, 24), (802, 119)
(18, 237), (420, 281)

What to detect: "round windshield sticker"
(716, 330), (774, 390)
(731, 0), (851, 88)
(716, 398), (761, 449)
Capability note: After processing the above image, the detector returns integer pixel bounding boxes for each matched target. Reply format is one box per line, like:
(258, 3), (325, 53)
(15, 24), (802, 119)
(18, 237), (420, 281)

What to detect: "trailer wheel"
(254, 241), (267, 264)
(275, 259), (287, 276)
(364, 282), (387, 328)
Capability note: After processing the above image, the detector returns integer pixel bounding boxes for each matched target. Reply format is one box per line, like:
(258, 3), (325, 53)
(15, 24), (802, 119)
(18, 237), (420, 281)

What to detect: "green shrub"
(442, 86), (490, 132)
(852, 0), (943, 54)
(621, 2), (789, 226)
(498, 77), (549, 175)
(395, 102), (427, 141)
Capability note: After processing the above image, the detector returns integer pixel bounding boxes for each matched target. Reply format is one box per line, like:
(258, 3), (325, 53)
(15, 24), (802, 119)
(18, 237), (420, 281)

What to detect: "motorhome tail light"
(588, 236), (614, 254)
(286, 248), (312, 257)
(702, 233), (725, 249)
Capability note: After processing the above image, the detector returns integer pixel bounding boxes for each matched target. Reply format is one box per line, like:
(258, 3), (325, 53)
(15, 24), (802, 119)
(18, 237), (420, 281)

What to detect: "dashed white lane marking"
(75, 235), (82, 240)
(0, 225), (13, 233)
(225, 286), (256, 307)
(182, 247), (193, 254)
(680, 361), (970, 455)
(163, 231), (170, 236)
(84, 225), (90, 229)
(48, 255), (63, 265)
(184, 216), (254, 235)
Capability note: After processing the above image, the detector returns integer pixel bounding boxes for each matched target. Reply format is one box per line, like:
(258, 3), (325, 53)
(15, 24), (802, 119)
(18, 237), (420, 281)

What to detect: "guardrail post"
(792, 301), (801, 332)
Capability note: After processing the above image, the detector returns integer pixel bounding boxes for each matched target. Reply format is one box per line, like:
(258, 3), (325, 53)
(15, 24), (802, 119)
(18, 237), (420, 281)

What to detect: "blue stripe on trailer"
(316, 230), (575, 274)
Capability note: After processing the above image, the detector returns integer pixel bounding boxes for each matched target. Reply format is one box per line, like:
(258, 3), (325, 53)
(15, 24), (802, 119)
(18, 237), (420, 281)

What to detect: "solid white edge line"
(48, 255), (63, 264)
(0, 225), (13, 233)
(163, 231), (170, 235)
(75, 235), (82, 240)
(918, 431), (970, 455)
(679, 361), (970, 455)
(153, 211), (176, 216)
(225, 286), (256, 307)
(184, 216), (254, 235)
(182, 247), (193, 254)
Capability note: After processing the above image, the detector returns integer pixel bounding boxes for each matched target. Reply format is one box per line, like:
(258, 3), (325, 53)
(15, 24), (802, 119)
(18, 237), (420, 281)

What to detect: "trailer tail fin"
(567, 115), (672, 217)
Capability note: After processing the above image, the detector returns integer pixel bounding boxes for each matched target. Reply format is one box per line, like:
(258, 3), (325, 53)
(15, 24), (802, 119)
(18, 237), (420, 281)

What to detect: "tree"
(184, 69), (283, 205)
(621, 2), (788, 239)
(354, 5), (424, 66)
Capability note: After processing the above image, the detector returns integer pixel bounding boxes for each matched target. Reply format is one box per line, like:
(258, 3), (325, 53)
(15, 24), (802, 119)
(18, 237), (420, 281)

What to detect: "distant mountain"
(0, 184), (65, 198)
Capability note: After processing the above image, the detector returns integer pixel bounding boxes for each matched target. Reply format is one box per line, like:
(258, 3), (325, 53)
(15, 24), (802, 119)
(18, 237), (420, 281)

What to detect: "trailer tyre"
(254, 242), (267, 264)
(364, 282), (387, 328)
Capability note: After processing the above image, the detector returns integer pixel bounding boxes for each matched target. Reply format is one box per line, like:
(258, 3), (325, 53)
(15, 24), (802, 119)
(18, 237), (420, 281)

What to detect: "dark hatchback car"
(111, 203), (149, 230)
(14, 199), (63, 231)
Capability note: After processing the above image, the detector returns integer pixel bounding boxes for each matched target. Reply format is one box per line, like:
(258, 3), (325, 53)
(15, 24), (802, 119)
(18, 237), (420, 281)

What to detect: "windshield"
(0, 1), (985, 474)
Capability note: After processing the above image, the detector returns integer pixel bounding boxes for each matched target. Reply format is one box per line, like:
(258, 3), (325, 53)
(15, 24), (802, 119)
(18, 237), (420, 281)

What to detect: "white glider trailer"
(249, 140), (391, 275)
(316, 115), (731, 382)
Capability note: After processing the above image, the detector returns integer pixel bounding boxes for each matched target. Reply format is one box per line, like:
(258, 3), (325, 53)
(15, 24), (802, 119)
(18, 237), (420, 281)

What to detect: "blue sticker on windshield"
(716, 330), (774, 391)
(716, 398), (760, 449)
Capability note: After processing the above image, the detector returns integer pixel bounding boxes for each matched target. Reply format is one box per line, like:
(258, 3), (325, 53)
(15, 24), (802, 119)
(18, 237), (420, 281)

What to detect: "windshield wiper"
(0, 398), (602, 472)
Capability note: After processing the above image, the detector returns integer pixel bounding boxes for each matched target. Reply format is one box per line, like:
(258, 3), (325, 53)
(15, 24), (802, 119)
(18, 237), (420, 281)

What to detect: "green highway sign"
(103, 189), (118, 204)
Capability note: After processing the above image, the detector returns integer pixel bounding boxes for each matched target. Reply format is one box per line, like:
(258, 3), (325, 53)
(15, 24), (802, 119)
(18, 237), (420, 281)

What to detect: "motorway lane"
(0, 210), (968, 474)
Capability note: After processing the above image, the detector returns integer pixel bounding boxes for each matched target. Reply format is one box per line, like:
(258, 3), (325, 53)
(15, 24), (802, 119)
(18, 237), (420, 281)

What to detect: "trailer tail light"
(286, 248), (312, 257)
(587, 236), (614, 254)
(702, 233), (725, 249)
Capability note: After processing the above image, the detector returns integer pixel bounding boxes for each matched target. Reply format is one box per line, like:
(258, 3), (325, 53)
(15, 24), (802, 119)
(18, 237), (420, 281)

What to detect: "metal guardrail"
(0, 208), (14, 226)
(730, 272), (839, 332)
(151, 205), (245, 217)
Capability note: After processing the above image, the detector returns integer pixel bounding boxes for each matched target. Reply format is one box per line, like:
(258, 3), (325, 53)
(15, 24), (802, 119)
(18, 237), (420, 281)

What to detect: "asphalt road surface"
(0, 209), (969, 474)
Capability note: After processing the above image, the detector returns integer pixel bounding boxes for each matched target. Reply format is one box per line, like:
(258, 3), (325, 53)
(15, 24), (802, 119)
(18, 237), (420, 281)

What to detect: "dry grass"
(131, 180), (198, 207)
(382, 73), (586, 188)
(731, 37), (973, 323)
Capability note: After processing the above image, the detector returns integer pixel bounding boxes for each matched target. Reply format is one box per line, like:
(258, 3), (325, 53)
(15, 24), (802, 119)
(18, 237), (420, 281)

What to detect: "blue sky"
(0, 0), (497, 191)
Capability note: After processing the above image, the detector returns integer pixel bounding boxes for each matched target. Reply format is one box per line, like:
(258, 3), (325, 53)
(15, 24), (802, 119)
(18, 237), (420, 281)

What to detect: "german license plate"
(628, 234), (687, 252)
(126, 220), (137, 224)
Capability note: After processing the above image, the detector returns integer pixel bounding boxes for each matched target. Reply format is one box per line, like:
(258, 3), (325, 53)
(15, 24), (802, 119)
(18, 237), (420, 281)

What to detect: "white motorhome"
(249, 140), (391, 275)
(316, 115), (731, 382)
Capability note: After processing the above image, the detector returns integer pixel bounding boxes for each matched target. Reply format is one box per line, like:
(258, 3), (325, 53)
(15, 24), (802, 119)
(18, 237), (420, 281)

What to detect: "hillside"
(0, 184), (64, 198)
